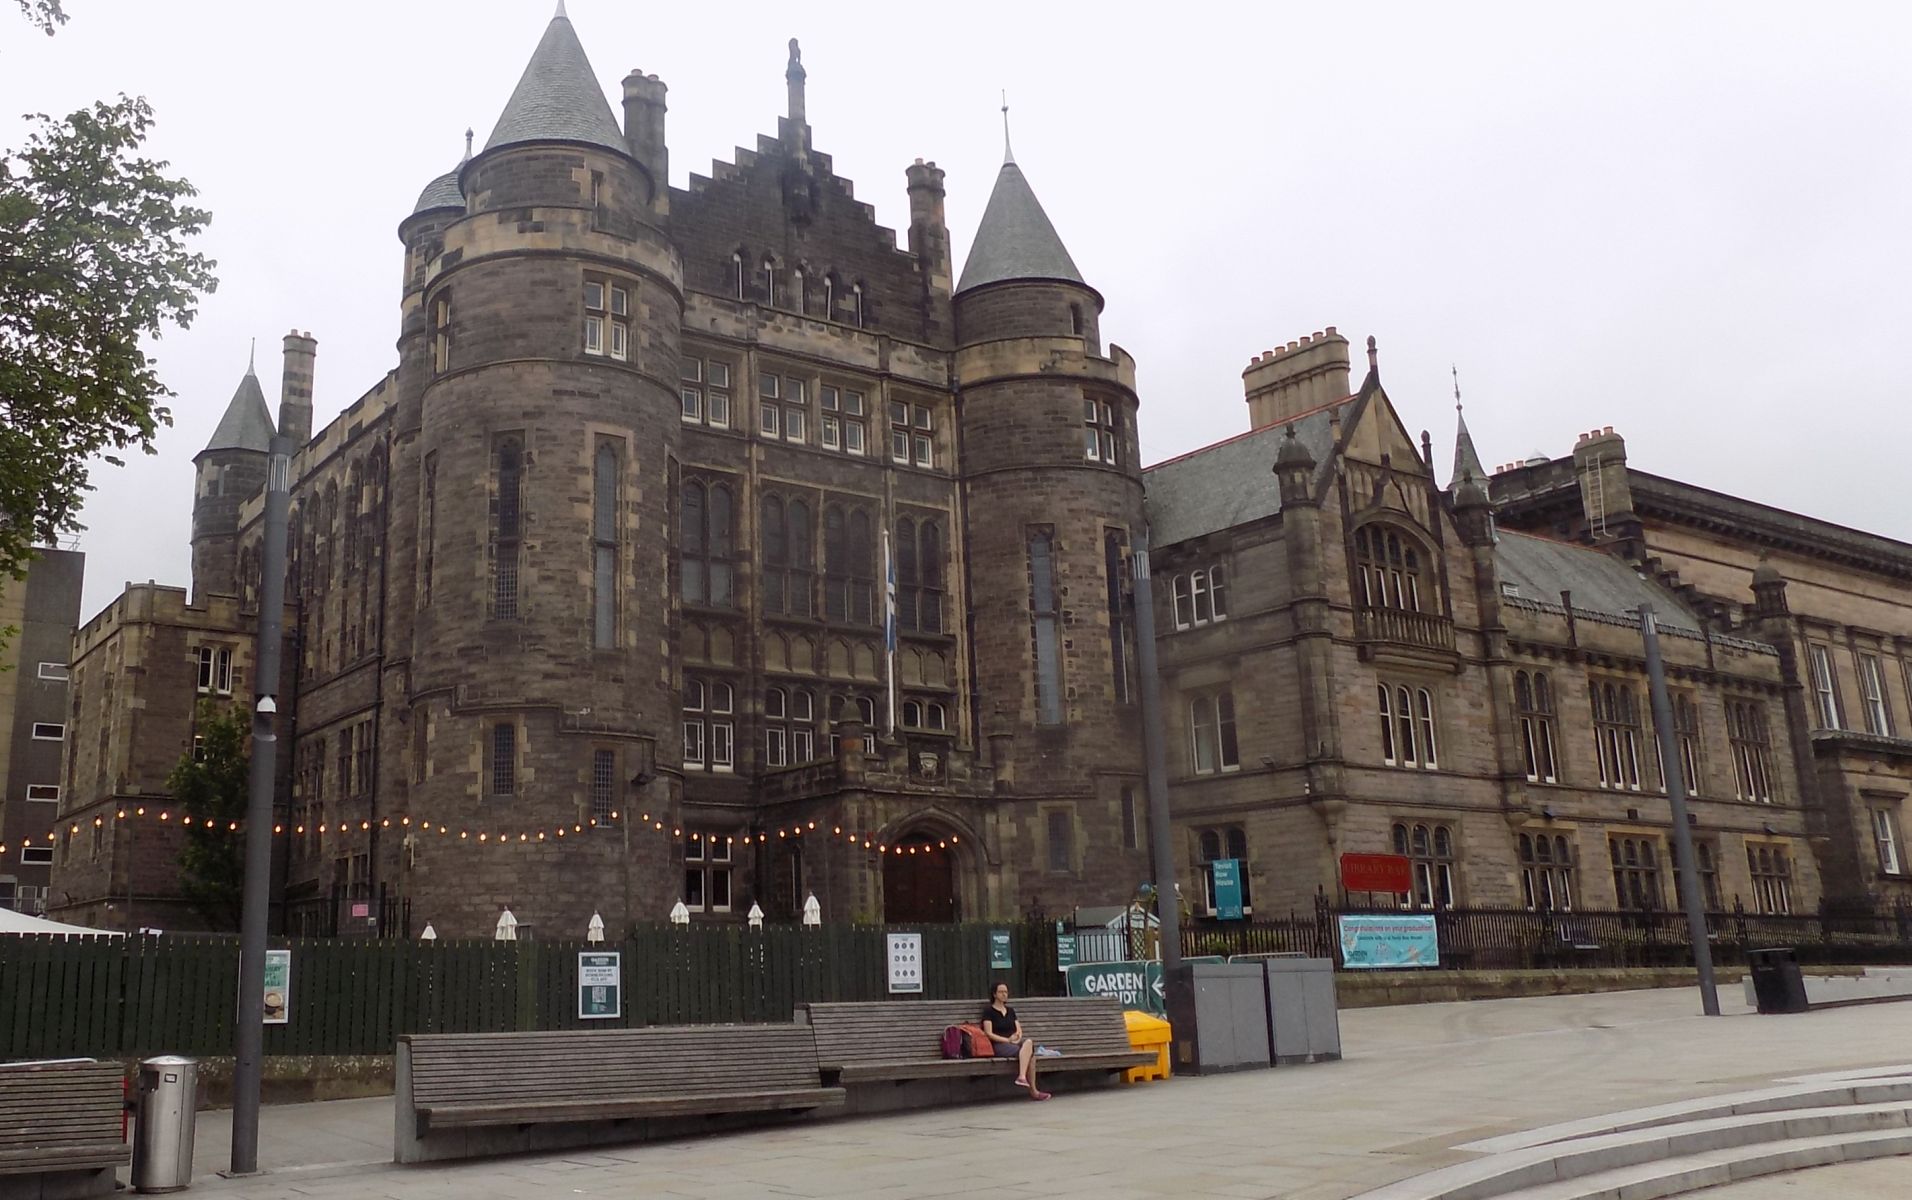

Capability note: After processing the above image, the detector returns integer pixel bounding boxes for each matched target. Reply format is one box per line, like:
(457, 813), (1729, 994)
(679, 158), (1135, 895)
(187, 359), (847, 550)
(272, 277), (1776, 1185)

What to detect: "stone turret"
(191, 353), (274, 602)
(952, 127), (1148, 907)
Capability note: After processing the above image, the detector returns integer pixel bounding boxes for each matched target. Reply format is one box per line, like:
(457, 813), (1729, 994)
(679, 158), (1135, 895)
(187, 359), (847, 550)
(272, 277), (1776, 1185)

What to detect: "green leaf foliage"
(12, 0), (66, 35)
(166, 701), (249, 930)
(0, 93), (217, 593)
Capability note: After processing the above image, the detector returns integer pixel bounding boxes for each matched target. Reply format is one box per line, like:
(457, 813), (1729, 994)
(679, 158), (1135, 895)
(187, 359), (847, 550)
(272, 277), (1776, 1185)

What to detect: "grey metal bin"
(1262, 957), (1342, 1064)
(1162, 961), (1272, 1074)
(131, 1055), (197, 1193)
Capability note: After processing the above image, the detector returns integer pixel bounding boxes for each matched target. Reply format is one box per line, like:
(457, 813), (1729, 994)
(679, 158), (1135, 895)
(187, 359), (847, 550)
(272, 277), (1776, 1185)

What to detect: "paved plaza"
(178, 986), (1912, 1200)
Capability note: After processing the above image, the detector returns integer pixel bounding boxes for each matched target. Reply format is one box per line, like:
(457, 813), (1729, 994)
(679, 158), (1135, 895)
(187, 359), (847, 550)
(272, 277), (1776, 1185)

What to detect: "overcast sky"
(8, 1), (1910, 621)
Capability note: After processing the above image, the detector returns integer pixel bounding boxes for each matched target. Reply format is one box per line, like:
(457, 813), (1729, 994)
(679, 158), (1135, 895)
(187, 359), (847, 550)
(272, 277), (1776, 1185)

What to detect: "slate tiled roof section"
(483, 10), (628, 156)
(1143, 407), (1340, 547)
(1452, 409), (1488, 490)
(412, 169), (463, 215)
(201, 367), (275, 456)
(1494, 530), (1702, 632)
(955, 160), (1086, 294)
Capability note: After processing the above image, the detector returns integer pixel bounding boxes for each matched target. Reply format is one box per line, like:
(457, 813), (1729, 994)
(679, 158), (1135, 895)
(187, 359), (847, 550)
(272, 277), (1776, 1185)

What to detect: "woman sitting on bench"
(982, 982), (1051, 1100)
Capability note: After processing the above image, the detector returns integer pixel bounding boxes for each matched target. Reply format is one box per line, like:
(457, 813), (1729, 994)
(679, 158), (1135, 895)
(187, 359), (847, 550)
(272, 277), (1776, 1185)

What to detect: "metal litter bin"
(131, 1055), (197, 1193)
(1747, 947), (1809, 1014)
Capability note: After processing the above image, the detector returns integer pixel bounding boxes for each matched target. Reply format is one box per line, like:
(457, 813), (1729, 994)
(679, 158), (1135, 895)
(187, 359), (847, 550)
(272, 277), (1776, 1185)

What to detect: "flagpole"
(883, 526), (897, 737)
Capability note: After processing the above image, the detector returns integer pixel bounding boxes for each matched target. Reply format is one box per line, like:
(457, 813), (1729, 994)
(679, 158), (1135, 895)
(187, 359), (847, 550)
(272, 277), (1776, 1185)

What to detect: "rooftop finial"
(1367, 334), (1379, 375)
(1452, 363), (1462, 412)
(786, 37), (807, 125)
(1001, 90), (1015, 165)
(553, 0), (568, 19)
(462, 127), (474, 163)
(247, 337), (256, 376)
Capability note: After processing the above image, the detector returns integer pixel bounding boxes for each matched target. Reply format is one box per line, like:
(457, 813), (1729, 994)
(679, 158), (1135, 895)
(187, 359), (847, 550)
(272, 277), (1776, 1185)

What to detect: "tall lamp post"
(1638, 603), (1720, 1017)
(1130, 529), (1182, 971)
(230, 435), (291, 1174)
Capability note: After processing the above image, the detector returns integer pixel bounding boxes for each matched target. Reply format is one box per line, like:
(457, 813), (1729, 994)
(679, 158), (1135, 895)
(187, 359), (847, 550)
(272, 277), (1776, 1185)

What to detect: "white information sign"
(578, 951), (623, 1020)
(886, 932), (924, 994)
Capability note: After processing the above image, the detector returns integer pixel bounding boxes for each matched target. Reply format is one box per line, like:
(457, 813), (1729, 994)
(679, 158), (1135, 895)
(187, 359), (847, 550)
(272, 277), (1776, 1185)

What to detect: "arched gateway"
(882, 830), (959, 923)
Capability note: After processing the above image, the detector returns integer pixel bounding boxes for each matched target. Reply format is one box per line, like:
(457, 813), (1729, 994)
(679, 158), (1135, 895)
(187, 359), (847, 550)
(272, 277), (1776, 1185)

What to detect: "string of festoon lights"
(0, 806), (961, 857)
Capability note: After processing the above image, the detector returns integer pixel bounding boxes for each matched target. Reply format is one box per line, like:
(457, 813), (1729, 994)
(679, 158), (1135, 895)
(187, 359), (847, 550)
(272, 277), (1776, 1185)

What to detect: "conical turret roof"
(483, 6), (627, 157)
(1452, 408), (1488, 492)
(413, 169), (464, 215)
(956, 156), (1086, 295)
(201, 359), (275, 457)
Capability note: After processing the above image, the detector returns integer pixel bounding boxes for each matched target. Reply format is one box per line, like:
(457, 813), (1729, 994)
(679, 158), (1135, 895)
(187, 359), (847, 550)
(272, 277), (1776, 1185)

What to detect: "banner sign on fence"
(262, 949), (291, 1024)
(1340, 853), (1413, 895)
(989, 929), (1014, 970)
(1337, 914), (1439, 969)
(1211, 859), (1245, 920)
(1055, 922), (1078, 973)
(577, 951), (622, 1019)
(887, 932), (923, 993)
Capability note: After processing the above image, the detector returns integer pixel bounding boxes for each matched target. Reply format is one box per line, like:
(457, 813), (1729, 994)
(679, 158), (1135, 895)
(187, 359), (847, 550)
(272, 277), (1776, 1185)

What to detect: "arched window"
(822, 273), (837, 321)
(593, 440), (620, 648)
(491, 437), (523, 620)
(1188, 689), (1240, 774)
(848, 509), (874, 624)
(1377, 683), (1438, 768)
(682, 480), (734, 608)
(1392, 821), (1455, 910)
(895, 516), (945, 633)
(764, 687), (818, 764)
(1591, 680), (1643, 790)
(1610, 835), (1662, 911)
(760, 256), (777, 306)
(1515, 670), (1557, 783)
(731, 251), (746, 300)
(1353, 525), (1425, 612)
(851, 282), (865, 328)
(1519, 833), (1575, 911)
(1106, 531), (1133, 703)
(792, 267), (806, 314)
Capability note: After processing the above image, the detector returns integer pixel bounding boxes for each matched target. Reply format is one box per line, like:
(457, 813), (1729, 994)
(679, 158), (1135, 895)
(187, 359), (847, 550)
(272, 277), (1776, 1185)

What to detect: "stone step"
(1459, 1076), (1912, 1155)
(1353, 1102), (1912, 1200)
(1502, 1127), (1912, 1199)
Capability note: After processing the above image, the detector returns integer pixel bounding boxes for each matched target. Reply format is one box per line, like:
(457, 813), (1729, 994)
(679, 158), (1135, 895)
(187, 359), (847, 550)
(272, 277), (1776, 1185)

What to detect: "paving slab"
(163, 985), (1912, 1200)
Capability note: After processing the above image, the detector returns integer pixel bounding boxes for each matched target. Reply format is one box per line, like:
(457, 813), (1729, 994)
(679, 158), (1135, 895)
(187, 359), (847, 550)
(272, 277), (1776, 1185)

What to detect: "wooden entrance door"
(882, 835), (958, 923)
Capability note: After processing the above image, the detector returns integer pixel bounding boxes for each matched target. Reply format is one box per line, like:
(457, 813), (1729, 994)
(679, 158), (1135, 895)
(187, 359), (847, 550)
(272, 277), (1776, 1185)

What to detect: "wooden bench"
(0, 1059), (128, 1200)
(394, 1024), (844, 1163)
(798, 997), (1153, 1109)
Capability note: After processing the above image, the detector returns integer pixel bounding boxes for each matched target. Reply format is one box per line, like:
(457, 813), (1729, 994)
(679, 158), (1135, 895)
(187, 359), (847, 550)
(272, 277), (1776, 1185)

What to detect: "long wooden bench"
(0, 1059), (128, 1200)
(394, 1024), (844, 1163)
(798, 997), (1153, 1106)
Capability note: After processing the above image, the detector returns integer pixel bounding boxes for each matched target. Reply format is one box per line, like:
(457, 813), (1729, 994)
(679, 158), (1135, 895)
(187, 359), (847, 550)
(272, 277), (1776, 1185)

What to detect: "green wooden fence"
(0, 921), (1060, 1060)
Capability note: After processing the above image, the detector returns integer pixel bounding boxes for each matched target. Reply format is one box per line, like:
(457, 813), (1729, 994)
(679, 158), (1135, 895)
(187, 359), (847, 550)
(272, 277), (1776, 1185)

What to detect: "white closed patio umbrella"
(669, 900), (690, 927)
(747, 903), (764, 930)
(494, 908), (519, 941)
(802, 893), (821, 927)
(586, 912), (605, 943)
(420, 923), (438, 942)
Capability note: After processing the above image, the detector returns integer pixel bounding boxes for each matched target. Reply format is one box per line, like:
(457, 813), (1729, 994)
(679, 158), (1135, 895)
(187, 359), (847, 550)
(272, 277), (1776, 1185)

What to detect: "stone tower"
(190, 354), (274, 602)
(395, 6), (684, 934)
(953, 135), (1149, 902)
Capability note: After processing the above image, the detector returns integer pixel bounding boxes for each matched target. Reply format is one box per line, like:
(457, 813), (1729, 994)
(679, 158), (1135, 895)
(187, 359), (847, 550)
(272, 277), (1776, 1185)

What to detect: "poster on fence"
(887, 932), (923, 993)
(989, 929), (1014, 970)
(1337, 915), (1439, 969)
(578, 951), (622, 1019)
(262, 949), (291, 1024)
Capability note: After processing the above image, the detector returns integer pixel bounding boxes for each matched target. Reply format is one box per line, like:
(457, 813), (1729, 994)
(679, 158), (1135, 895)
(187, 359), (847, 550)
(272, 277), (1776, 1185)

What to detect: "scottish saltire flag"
(883, 528), (898, 654)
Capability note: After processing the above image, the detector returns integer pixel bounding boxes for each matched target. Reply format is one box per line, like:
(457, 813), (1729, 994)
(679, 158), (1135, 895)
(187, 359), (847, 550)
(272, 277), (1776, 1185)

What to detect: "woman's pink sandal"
(1030, 1090), (1052, 1101)
(1014, 1077), (1029, 1088)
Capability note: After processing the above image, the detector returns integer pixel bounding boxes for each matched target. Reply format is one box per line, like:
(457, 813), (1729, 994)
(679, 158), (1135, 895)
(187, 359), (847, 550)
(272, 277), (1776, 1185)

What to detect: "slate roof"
(1143, 405), (1341, 547)
(483, 9), (627, 156)
(955, 159), (1086, 294)
(201, 365), (275, 456)
(1494, 530), (1701, 632)
(1452, 409), (1488, 491)
(412, 169), (464, 215)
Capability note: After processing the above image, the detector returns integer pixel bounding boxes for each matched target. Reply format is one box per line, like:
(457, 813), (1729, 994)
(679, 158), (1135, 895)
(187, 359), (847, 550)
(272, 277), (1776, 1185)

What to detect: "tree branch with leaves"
(167, 702), (249, 930)
(0, 92), (217, 599)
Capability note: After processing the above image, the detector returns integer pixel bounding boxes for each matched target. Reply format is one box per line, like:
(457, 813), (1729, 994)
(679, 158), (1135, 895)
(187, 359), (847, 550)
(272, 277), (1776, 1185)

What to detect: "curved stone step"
(1352, 1102), (1912, 1200)
(1503, 1127), (1912, 1199)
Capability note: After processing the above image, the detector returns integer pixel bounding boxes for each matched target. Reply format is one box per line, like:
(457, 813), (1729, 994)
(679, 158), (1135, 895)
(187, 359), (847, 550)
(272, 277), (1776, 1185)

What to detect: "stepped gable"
(671, 121), (935, 342)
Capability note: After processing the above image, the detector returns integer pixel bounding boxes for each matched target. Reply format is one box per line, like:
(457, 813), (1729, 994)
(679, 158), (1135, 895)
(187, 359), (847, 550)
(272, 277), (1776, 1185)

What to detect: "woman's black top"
(981, 1004), (1017, 1039)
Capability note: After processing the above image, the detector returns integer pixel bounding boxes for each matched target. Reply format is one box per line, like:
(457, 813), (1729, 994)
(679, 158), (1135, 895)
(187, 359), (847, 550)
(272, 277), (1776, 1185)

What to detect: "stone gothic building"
(43, 9), (1912, 935)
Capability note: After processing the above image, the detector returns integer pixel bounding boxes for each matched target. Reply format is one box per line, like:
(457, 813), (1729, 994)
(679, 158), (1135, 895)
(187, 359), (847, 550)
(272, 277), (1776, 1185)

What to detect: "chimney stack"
(621, 71), (669, 210)
(1242, 327), (1351, 431)
(906, 158), (951, 300)
(279, 329), (316, 448)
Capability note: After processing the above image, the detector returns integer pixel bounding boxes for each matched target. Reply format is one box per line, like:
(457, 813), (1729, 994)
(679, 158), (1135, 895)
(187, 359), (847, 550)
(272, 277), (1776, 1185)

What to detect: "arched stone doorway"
(882, 831), (959, 923)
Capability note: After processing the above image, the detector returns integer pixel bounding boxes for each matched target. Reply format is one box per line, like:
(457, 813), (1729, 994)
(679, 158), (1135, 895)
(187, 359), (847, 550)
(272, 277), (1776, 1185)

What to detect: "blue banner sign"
(1337, 914), (1440, 969)
(1211, 858), (1244, 920)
